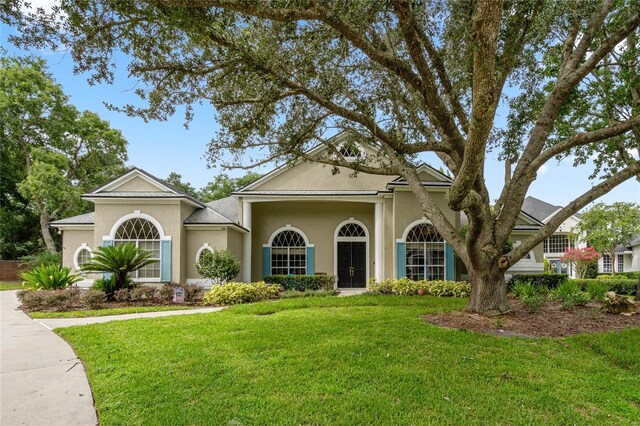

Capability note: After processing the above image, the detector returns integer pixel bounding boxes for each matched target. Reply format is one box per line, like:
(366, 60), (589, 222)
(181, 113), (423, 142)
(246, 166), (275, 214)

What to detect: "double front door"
(337, 241), (366, 288)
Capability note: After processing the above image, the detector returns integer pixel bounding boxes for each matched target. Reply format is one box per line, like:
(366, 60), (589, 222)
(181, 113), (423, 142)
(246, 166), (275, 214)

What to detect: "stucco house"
(522, 196), (639, 275)
(51, 143), (545, 288)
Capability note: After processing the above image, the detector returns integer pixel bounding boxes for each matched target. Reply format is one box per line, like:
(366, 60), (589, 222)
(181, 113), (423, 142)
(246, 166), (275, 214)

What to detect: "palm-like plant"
(21, 264), (82, 290)
(81, 243), (156, 291)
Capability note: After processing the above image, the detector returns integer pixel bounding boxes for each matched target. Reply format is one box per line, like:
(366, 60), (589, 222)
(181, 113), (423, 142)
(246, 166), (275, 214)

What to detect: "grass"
(0, 281), (32, 291)
(29, 305), (197, 319)
(57, 295), (640, 425)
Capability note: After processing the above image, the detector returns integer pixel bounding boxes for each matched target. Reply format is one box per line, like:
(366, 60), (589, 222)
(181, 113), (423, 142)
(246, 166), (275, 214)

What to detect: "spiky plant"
(81, 243), (156, 292)
(20, 263), (82, 290)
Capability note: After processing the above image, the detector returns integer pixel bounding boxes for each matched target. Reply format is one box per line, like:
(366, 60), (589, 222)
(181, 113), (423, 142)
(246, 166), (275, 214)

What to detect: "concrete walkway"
(1, 291), (224, 425)
(1, 290), (97, 426)
(338, 288), (368, 297)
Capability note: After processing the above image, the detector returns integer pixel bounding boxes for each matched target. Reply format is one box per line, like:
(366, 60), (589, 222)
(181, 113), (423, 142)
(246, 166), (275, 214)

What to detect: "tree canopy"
(0, 55), (128, 254)
(577, 202), (640, 275)
(4, 0), (638, 312)
(199, 172), (261, 202)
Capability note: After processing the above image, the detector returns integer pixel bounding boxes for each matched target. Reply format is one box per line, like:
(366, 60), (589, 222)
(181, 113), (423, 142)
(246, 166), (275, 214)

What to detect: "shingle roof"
(206, 196), (239, 223)
(236, 190), (383, 196)
(521, 196), (562, 222)
(183, 207), (236, 225)
(87, 191), (186, 198)
(630, 235), (640, 247)
(50, 212), (95, 225)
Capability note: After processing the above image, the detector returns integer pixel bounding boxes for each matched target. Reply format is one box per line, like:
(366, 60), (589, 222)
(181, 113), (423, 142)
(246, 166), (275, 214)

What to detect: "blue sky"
(2, 19), (638, 208)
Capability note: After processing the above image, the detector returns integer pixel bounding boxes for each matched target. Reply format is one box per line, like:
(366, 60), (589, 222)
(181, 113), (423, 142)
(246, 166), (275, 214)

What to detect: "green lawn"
(58, 295), (640, 425)
(29, 305), (197, 318)
(0, 282), (31, 291)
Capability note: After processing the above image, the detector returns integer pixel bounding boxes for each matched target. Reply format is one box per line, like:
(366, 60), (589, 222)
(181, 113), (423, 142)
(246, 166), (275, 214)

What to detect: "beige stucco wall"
(383, 197), (394, 279)
(61, 228), (95, 274)
(184, 228), (231, 279)
(252, 162), (394, 191)
(250, 201), (376, 282)
(92, 200), (197, 283)
(114, 176), (171, 192)
(227, 228), (244, 273)
(393, 189), (458, 239)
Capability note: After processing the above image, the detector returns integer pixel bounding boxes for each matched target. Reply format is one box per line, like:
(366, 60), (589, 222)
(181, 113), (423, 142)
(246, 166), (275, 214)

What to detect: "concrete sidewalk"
(1, 290), (97, 426)
(37, 306), (224, 329)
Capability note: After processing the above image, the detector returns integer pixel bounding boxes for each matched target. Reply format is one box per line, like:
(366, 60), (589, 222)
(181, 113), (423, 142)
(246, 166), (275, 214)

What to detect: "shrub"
(129, 286), (157, 301)
(203, 282), (279, 305)
(367, 278), (470, 298)
(17, 288), (84, 311)
(158, 283), (205, 302)
(81, 243), (155, 293)
(560, 247), (602, 279)
(617, 271), (639, 280)
(82, 289), (106, 308)
(596, 274), (617, 280)
(196, 249), (241, 284)
(551, 281), (590, 308)
(264, 275), (336, 291)
(280, 289), (339, 299)
(584, 261), (599, 279)
(572, 278), (636, 296)
(19, 251), (62, 269)
(507, 274), (568, 290)
(20, 264), (82, 290)
(113, 288), (130, 301)
(17, 290), (46, 310)
(585, 281), (611, 301)
(512, 280), (547, 313)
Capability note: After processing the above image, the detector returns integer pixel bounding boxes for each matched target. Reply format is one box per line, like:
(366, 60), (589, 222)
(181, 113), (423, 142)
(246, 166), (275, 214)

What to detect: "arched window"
(271, 229), (306, 275)
(337, 222), (366, 237)
(195, 244), (215, 263)
(114, 218), (161, 279)
(73, 245), (92, 271)
(405, 222), (445, 281)
(338, 143), (362, 162)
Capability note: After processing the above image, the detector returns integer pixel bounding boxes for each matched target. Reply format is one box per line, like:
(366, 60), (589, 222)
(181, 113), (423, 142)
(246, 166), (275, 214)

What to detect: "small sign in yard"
(173, 287), (185, 303)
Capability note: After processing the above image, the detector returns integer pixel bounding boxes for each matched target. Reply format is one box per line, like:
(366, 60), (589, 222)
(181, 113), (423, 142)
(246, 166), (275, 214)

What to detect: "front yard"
(58, 295), (640, 425)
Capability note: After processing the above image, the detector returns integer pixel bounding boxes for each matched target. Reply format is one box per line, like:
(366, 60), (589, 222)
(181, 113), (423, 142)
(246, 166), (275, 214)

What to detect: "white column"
(242, 201), (252, 283)
(375, 202), (384, 281)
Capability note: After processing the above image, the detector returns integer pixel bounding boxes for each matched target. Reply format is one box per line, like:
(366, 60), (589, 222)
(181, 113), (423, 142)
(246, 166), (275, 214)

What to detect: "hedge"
(507, 274), (568, 290)
(367, 278), (470, 298)
(571, 278), (637, 296)
(263, 275), (336, 291)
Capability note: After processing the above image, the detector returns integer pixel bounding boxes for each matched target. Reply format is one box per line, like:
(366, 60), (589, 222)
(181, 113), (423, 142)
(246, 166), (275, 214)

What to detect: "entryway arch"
(334, 218), (369, 288)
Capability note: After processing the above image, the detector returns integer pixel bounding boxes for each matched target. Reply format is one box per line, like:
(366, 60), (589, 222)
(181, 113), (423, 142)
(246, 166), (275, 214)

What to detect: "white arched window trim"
(73, 243), (93, 271)
(401, 218), (433, 241)
(333, 218), (370, 284)
(104, 211), (170, 241)
(337, 141), (366, 162)
(402, 218), (446, 281)
(195, 243), (215, 263)
(267, 225), (312, 247)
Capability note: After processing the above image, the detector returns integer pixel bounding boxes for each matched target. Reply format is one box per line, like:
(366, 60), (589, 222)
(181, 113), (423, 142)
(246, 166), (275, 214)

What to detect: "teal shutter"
(160, 239), (172, 282)
(262, 246), (271, 279)
(102, 240), (113, 280)
(306, 246), (315, 275)
(445, 242), (455, 281)
(396, 242), (406, 279)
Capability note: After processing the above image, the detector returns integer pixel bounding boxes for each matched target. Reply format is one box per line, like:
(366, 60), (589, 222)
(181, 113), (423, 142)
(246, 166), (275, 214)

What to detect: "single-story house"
(522, 196), (639, 275)
(51, 142), (545, 288)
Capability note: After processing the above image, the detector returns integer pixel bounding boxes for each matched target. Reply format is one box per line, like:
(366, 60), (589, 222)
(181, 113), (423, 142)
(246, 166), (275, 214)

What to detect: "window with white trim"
(617, 254), (624, 273)
(75, 247), (92, 270)
(196, 244), (215, 263)
(338, 143), (362, 162)
(543, 234), (573, 253)
(602, 254), (612, 273)
(114, 218), (161, 279)
(405, 223), (445, 281)
(271, 230), (306, 275)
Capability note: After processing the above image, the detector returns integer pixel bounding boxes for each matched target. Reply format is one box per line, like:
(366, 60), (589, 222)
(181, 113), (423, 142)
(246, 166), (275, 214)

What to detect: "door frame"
(334, 218), (369, 287)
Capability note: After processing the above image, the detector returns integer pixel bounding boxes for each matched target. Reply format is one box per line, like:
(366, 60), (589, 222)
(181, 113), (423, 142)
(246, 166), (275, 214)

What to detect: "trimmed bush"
(196, 249), (241, 284)
(572, 278), (636, 296)
(507, 274), (568, 290)
(82, 289), (106, 308)
(264, 275), (336, 291)
(129, 286), (158, 301)
(17, 288), (83, 311)
(20, 264), (82, 290)
(597, 272), (639, 280)
(367, 278), (470, 298)
(203, 282), (280, 305)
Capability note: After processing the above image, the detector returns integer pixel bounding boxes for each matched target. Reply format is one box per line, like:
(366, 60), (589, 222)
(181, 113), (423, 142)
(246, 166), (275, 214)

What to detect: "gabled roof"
(521, 196), (562, 223)
(50, 212), (95, 226)
(388, 164), (453, 184)
(183, 196), (242, 227)
(84, 167), (207, 208)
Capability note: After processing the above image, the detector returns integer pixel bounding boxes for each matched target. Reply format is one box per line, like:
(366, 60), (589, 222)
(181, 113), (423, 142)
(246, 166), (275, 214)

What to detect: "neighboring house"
(522, 196), (639, 276)
(51, 141), (544, 289)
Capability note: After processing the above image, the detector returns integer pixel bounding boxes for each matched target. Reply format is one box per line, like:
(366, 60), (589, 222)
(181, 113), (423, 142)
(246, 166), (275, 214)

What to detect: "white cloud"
(538, 164), (548, 175)
(20, 0), (59, 15)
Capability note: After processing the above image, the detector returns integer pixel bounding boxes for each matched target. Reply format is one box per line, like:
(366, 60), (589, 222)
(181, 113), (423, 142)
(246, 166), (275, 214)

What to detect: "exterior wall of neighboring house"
(598, 252), (635, 274)
(631, 244), (640, 272)
(541, 214), (584, 277)
(507, 232), (545, 275)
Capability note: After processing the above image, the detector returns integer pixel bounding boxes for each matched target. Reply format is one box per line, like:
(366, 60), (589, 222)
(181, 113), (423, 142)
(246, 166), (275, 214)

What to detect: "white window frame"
(402, 219), (445, 281)
(268, 225), (309, 276)
(333, 218), (370, 284)
(602, 254), (612, 273)
(195, 243), (215, 263)
(616, 254), (624, 273)
(73, 244), (93, 271)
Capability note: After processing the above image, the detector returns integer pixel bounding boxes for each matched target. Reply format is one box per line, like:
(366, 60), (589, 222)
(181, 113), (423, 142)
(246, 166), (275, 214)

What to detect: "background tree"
(5, 1), (639, 312)
(576, 202), (640, 276)
(164, 172), (199, 198)
(560, 247), (602, 279)
(0, 55), (128, 253)
(199, 172), (261, 202)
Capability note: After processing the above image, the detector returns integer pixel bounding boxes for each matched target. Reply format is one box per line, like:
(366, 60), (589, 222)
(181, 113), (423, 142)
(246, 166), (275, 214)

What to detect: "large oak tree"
(4, 0), (638, 312)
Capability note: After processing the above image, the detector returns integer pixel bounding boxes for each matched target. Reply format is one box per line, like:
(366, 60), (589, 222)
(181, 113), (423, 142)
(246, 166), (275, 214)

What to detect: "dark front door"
(337, 241), (366, 288)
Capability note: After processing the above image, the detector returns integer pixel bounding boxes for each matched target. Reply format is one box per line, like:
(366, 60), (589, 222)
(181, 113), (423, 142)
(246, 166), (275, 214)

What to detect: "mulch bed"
(424, 298), (640, 338)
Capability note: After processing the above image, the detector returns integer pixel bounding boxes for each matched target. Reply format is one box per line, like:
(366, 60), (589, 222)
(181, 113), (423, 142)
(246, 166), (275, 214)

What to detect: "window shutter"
(160, 239), (172, 282)
(445, 242), (455, 281)
(102, 240), (113, 280)
(262, 246), (271, 279)
(306, 246), (315, 275)
(396, 242), (406, 279)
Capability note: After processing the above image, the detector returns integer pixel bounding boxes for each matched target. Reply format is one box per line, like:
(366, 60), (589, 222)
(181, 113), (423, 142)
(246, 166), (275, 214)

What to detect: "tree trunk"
(467, 265), (509, 314)
(39, 210), (57, 252)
